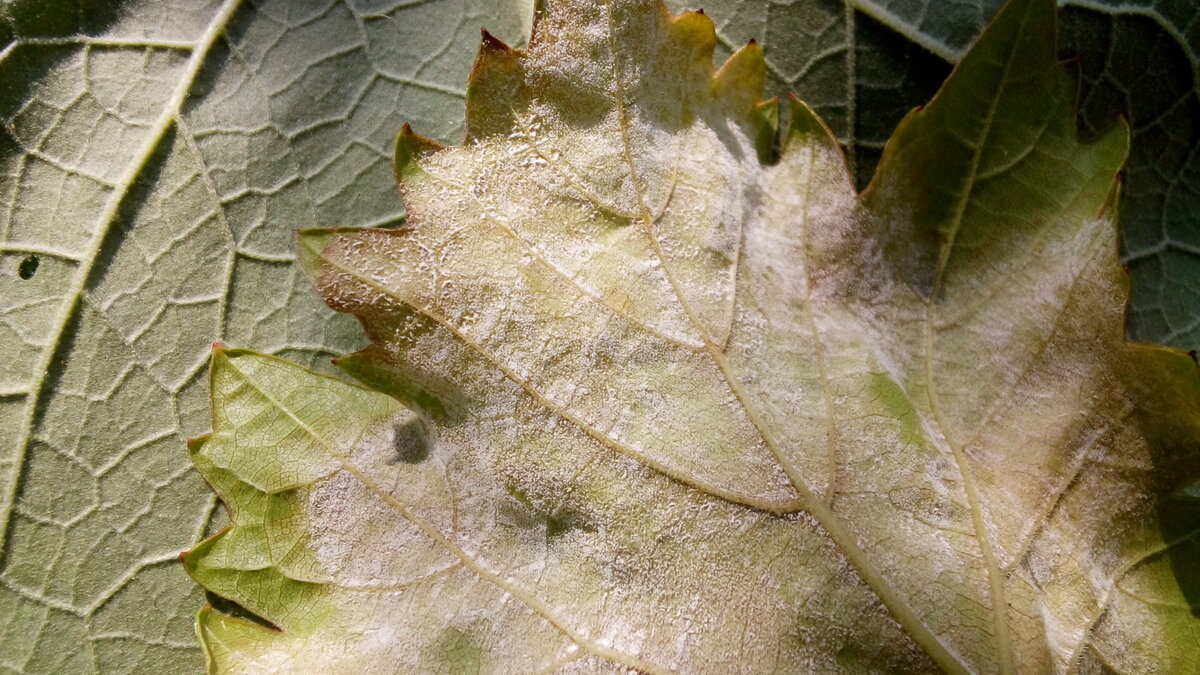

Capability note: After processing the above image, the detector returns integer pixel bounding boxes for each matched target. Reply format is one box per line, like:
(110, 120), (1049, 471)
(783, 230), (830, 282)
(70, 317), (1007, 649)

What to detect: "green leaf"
(0, 1), (529, 671)
(189, 0), (1200, 671)
(849, 0), (1200, 349)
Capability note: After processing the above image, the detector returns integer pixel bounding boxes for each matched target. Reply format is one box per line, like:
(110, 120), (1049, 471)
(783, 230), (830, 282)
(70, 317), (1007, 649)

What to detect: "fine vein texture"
(0, 1), (529, 672)
(4, 1), (1194, 668)
(187, 0), (1200, 671)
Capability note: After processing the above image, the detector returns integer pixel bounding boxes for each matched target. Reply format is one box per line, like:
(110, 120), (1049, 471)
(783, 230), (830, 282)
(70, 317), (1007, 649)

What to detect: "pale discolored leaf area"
(187, 0), (1200, 672)
(0, 1), (530, 672)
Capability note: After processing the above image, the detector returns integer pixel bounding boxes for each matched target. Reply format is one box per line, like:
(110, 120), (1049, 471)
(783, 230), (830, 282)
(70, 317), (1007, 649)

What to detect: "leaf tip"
(394, 124), (445, 179)
(480, 27), (512, 52)
(667, 7), (717, 67)
(713, 38), (765, 113)
(186, 433), (211, 456)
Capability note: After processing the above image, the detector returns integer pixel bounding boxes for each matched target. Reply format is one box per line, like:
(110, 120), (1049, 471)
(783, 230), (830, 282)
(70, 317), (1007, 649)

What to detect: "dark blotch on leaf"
(204, 591), (279, 631)
(17, 255), (38, 280)
(391, 418), (430, 464)
(505, 484), (586, 538)
(545, 512), (575, 538)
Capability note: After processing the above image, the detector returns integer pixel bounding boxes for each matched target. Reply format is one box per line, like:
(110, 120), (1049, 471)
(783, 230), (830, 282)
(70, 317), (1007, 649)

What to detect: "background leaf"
(2, 0), (1196, 671)
(0, 0), (529, 671)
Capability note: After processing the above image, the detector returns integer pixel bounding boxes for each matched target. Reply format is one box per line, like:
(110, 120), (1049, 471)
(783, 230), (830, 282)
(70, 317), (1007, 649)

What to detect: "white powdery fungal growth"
(187, 1), (1200, 673)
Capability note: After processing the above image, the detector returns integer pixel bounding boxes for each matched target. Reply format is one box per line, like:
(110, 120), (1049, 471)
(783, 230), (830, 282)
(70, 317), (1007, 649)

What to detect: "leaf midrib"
(0, 0), (244, 565)
(919, 3), (1041, 669)
(599, 3), (969, 672)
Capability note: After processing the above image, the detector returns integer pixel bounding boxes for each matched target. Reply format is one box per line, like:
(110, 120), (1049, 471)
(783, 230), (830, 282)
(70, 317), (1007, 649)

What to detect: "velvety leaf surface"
(187, 0), (1200, 672)
(0, 1), (529, 671)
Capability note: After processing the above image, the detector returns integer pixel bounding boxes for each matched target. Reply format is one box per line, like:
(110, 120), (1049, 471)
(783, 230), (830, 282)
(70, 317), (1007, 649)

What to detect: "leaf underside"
(185, 0), (1200, 673)
(0, 1), (530, 671)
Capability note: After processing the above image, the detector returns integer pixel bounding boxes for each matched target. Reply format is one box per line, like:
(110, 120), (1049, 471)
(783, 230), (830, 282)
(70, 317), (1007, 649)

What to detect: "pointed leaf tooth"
(480, 26), (512, 52)
(296, 228), (340, 283)
(785, 95), (832, 146)
(626, 7), (718, 127)
(394, 123), (447, 180)
(666, 9), (718, 70)
(713, 39), (765, 115)
(183, 489), (321, 637)
(299, 228), (415, 319)
(464, 28), (527, 143)
(184, 530), (332, 636)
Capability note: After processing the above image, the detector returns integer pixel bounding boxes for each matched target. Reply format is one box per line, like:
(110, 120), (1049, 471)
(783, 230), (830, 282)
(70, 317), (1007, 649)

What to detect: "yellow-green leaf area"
(190, 0), (1200, 672)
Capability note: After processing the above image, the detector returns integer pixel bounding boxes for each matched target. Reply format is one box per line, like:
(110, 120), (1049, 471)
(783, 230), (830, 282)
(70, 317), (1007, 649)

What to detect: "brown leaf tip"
(481, 28), (512, 52)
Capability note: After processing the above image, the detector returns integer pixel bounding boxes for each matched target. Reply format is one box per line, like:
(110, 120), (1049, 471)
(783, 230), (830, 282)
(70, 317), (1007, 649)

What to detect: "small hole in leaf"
(18, 255), (38, 280)
(391, 418), (430, 464)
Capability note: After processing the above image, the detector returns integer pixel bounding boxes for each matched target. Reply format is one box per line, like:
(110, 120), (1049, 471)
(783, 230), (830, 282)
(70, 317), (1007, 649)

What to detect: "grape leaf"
(0, 0), (529, 671)
(850, 0), (1200, 351)
(185, 0), (1200, 672)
